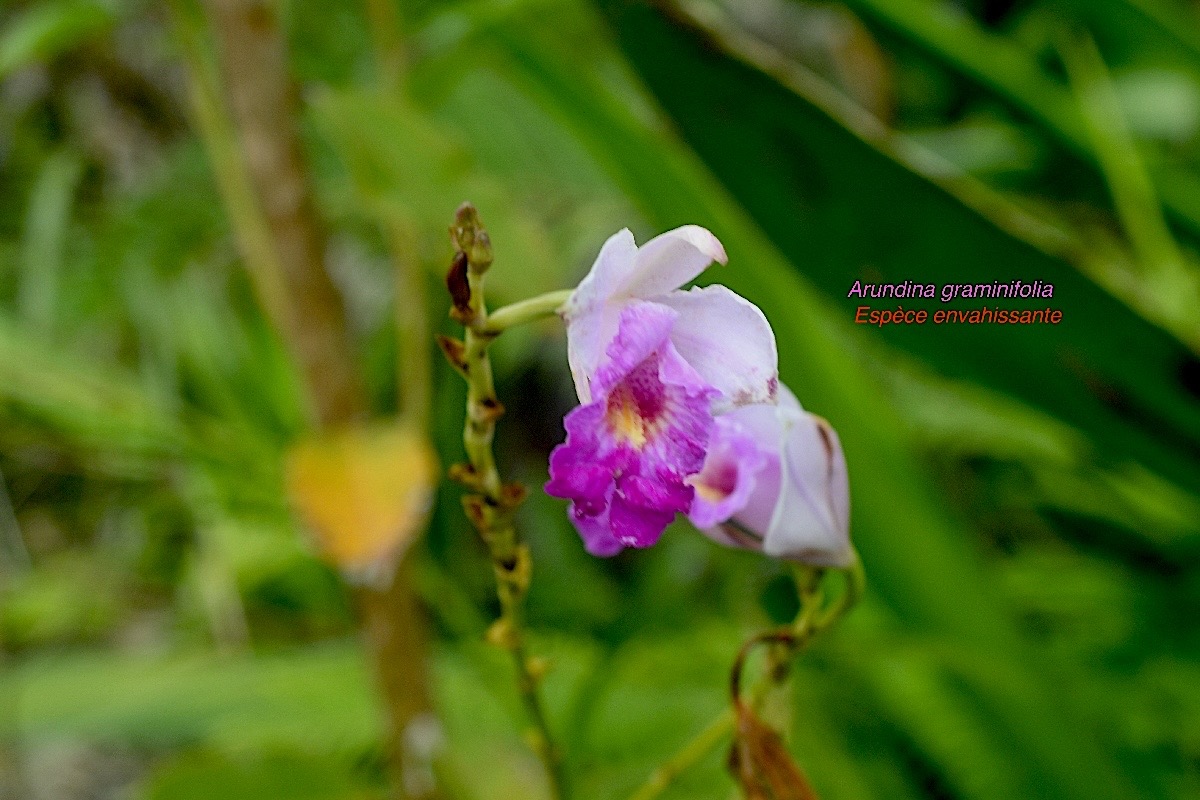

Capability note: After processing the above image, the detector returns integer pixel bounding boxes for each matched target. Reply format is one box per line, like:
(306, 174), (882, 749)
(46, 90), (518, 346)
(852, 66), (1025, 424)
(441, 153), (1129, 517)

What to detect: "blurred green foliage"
(1, 0), (1199, 798)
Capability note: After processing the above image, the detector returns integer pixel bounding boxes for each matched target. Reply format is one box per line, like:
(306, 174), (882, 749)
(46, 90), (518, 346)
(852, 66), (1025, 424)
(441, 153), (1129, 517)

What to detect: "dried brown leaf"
(729, 702), (820, 800)
(446, 251), (473, 321)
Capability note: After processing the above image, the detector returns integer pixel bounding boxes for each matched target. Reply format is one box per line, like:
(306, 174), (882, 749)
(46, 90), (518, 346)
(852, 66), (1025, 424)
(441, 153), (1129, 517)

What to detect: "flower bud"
(688, 387), (852, 567)
(450, 202), (493, 273)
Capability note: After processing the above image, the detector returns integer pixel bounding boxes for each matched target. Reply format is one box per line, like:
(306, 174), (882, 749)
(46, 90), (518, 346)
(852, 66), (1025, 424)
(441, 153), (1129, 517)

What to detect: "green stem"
(814, 556), (865, 633)
(627, 561), (863, 800)
(168, 0), (294, 356)
(446, 206), (568, 800)
(461, 313), (504, 500)
(361, 1), (430, 433)
(482, 290), (572, 334)
(749, 567), (825, 710)
(626, 709), (736, 800)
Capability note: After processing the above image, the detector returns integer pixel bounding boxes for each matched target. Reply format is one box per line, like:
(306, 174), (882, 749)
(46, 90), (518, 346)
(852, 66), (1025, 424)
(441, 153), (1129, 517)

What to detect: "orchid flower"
(687, 386), (852, 567)
(562, 226), (778, 411)
(547, 225), (851, 563)
(545, 226), (780, 556)
(545, 303), (718, 555)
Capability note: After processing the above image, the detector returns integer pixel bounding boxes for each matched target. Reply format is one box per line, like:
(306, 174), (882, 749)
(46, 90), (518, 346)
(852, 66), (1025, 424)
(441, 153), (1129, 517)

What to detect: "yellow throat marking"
(691, 480), (727, 504)
(606, 385), (650, 447)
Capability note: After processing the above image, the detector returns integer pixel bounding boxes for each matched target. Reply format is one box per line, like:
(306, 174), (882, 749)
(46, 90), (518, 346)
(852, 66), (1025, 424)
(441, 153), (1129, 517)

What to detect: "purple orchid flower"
(547, 225), (851, 563)
(545, 303), (718, 556)
(545, 226), (781, 556)
(687, 386), (853, 567)
(562, 226), (778, 412)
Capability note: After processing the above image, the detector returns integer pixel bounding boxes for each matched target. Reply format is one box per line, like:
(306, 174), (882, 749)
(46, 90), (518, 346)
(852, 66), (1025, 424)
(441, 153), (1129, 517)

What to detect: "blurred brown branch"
(202, 0), (362, 427)
(186, 1), (441, 796)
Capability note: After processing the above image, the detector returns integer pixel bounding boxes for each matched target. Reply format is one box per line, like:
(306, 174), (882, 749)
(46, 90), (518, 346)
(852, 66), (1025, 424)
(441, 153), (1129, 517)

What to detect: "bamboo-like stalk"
(173, 3), (440, 796)
(440, 204), (569, 800)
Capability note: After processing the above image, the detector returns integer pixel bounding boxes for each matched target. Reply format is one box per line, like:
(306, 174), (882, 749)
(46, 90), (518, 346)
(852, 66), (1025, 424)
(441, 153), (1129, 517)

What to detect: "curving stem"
(626, 557), (864, 800)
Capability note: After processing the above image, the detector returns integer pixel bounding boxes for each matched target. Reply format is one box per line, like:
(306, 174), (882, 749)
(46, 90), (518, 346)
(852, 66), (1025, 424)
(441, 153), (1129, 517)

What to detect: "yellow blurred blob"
(285, 423), (438, 585)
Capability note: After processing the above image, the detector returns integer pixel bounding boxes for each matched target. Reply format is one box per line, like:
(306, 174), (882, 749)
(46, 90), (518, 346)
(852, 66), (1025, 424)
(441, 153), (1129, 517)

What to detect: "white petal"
(816, 416), (851, 539)
(776, 383), (803, 413)
(718, 403), (787, 533)
(686, 415), (775, 529)
(762, 411), (853, 567)
(564, 228), (638, 319)
(625, 225), (727, 298)
(658, 285), (778, 411)
(566, 304), (621, 404)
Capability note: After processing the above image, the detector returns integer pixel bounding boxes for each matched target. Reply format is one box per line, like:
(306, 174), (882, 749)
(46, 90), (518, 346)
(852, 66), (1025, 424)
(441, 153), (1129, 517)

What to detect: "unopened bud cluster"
(450, 202), (493, 274)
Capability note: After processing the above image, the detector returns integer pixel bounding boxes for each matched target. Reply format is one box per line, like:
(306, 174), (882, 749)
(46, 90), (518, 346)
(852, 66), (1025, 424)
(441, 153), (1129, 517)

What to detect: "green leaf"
(140, 750), (377, 800)
(0, 314), (184, 475)
(859, 645), (1037, 799)
(592, 0), (1200, 495)
(18, 149), (84, 333)
(0, 0), (114, 80)
(309, 89), (566, 305)
(435, 2), (1153, 797)
(2, 644), (380, 748)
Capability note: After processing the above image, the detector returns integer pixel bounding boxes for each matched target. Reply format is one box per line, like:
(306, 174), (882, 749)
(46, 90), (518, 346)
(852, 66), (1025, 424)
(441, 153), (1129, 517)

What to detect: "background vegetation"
(1, 0), (1199, 798)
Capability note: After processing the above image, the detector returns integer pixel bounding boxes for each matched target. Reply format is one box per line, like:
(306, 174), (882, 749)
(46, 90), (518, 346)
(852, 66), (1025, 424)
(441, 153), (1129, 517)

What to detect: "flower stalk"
(626, 558), (863, 800)
(482, 289), (572, 335)
(439, 203), (568, 800)
(748, 563), (849, 708)
(627, 708), (737, 800)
